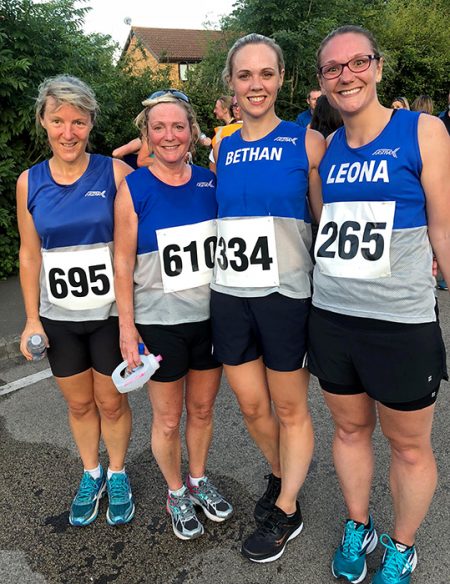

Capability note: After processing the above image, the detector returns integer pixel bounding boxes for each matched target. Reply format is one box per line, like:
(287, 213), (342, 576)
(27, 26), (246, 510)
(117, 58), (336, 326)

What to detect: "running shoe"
(186, 475), (233, 522)
(167, 487), (204, 540)
(241, 502), (303, 563)
(371, 534), (417, 584)
(69, 468), (106, 527)
(332, 516), (378, 583)
(254, 473), (281, 524)
(106, 472), (135, 525)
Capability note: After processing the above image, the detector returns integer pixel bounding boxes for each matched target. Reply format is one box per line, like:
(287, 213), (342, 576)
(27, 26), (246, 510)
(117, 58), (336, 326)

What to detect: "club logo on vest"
(84, 190), (106, 198)
(196, 179), (215, 188)
(274, 136), (298, 145)
(372, 147), (400, 158)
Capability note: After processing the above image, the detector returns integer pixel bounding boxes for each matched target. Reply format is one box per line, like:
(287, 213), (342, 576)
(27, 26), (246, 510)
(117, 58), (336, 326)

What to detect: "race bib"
(42, 246), (115, 310)
(215, 217), (279, 288)
(156, 220), (217, 293)
(315, 200), (395, 279)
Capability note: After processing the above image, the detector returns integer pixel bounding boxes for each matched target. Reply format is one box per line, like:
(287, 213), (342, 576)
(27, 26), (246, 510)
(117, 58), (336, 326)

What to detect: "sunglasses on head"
(146, 89), (190, 103)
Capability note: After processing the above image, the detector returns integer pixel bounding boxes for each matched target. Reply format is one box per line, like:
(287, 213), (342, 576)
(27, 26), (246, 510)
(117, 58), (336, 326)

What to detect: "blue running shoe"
(106, 472), (135, 525)
(69, 468), (106, 527)
(371, 534), (417, 584)
(332, 516), (378, 583)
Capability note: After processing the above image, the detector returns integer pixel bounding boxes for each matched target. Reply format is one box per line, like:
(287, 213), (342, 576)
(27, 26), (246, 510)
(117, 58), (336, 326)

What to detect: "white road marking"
(0, 368), (53, 396)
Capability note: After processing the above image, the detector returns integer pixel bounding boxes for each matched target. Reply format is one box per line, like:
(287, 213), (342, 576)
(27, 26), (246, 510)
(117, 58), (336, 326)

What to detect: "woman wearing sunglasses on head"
(308, 25), (450, 584)
(17, 75), (135, 527)
(211, 34), (325, 563)
(114, 89), (232, 541)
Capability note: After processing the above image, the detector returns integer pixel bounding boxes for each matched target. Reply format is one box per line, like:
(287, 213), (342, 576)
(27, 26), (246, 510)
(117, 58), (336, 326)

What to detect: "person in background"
(295, 88), (322, 127)
(309, 94), (343, 138)
(310, 25), (450, 584)
(212, 33), (324, 563)
(213, 95), (234, 125)
(114, 90), (233, 542)
(438, 90), (450, 134)
(391, 96), (410, 110)
(17, 75), (135, 527)
(209, 95), (243, 173)
(411, 94), (434, 114)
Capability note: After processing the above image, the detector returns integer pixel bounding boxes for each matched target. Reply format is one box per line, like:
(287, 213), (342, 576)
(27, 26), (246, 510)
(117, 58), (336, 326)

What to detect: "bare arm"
(113, 179), (142, 368)
(305, 129), (325, 223)
(420, 115), (450, 286)
(112, 157), (133, 188)
(16, 170), (47, 359)
(136, 140), (154, 168)
(112, 137), (142, 159)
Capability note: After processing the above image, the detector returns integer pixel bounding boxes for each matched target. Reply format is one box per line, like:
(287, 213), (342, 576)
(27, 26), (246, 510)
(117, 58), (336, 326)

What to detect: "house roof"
(125, 27), (225, 63)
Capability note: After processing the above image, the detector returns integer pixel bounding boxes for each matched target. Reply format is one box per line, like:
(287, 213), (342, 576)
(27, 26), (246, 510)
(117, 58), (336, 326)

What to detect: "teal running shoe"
(332, 516), (378, 583)
(106, 472), (135, 525)
(69, 468), (106, 526)
(372, 534), (417, 584)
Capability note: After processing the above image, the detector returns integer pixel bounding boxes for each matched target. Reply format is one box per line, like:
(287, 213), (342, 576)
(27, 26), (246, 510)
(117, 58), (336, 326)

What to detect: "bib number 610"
(48, 264), (111, 299)
(316, 221), (386, 261)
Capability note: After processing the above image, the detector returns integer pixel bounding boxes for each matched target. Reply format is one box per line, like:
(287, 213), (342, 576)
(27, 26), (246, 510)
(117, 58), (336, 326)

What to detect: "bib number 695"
(48, 264), (111, 299)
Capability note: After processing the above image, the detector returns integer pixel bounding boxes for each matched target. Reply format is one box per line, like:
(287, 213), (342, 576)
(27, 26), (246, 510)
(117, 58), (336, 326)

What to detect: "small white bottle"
(26, 334), (47, 361)
(112, 345), (162, 393)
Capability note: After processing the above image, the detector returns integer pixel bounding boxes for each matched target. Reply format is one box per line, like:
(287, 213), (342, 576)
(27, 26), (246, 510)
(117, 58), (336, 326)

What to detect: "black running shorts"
(210, 290), (310, 371)
(308, 306), (448, 409)
(136, 319), (221, 383)
(41, 316), (122, 378)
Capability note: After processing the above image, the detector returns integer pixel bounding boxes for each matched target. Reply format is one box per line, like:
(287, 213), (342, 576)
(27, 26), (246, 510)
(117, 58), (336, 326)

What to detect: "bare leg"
(185, 367), (222, 477)
(378, 402), (437, 546)
(323, 392), (377, 524)
(147, 379), (184, 490)
(224, 358), (281, 476)
(267, 368), (313, 514)
(56, 369), (100, 469)
(93, 370), (132, 471)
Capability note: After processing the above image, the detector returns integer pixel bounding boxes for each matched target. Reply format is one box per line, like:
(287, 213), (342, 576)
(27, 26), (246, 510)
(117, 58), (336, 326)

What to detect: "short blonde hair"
(35, 75), (98, 130)
(135, 93), (200, 154)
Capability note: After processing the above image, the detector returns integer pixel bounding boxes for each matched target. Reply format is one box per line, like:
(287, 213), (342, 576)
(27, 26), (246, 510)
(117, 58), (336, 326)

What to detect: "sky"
(81, 0), (237, 48)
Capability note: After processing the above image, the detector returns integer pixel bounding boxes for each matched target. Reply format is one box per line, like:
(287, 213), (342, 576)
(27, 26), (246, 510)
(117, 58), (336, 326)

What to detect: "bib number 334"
(215, 217), (279, 288)
(315, 201), (395, 279)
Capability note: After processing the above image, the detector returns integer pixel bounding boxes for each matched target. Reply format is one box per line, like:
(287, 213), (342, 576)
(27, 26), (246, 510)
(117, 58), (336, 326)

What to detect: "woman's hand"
(20, 318), (48, 361)
(119, 323), (148, 370)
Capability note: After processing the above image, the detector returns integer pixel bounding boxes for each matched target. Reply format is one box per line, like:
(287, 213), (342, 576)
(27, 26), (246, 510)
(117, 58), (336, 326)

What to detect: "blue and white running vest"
(211, 120), (313, 299)
(28, 154), (117, 321)
(126, 165), (217, 325)
(313, 109), (435, 323)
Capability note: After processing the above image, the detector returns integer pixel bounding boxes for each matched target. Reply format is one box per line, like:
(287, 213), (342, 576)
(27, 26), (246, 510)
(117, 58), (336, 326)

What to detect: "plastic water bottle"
(112, 343), (162, 393)
(26, 334), (47, 361)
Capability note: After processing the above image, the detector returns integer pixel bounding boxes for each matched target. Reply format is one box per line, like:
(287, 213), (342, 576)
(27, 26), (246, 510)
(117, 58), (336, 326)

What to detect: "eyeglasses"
(319, 55), (380, 80)
(231, 103), (239, 109)
(145, 89), (190, 103)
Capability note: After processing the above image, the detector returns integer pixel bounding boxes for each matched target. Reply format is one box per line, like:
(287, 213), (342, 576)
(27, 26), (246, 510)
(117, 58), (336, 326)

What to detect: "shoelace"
(379, 534), (414, 582)
(196, 480), (222, 503)
(263, 473), (281, 499)
(171, 492), (196, 522)
(108, 475), (129, 503)
(256, 507), (285, 536)
(342, 522), (365, 559)
(74, 473), (99, 504)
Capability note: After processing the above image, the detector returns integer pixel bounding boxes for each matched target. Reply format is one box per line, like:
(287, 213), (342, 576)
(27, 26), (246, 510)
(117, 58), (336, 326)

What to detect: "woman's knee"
(67, 398), (97, 419)
(335, 418), (375, 445)
(96, 395), (128, 422)
(186, 401), (214, 424)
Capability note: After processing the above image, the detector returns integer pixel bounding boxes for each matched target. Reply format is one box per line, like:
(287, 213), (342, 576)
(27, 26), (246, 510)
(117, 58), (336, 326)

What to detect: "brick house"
(122, 26), (224, 84)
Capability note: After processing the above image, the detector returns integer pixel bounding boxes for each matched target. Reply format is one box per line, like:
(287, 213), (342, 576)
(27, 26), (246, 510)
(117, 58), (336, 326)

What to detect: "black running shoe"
(254, 473), (281, 524)
(242, 502), (303, 563)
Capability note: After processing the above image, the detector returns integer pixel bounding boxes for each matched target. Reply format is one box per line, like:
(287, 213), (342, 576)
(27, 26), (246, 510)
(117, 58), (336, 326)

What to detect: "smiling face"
(146, 102), (191, 165)
(40, 97), (92, 163)
(229, 42), (284, 122)
(318, 32), (383, 117)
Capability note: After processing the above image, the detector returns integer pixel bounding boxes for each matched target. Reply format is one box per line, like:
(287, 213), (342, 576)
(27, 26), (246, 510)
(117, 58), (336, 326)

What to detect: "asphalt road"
(1, 291), (449, 584)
